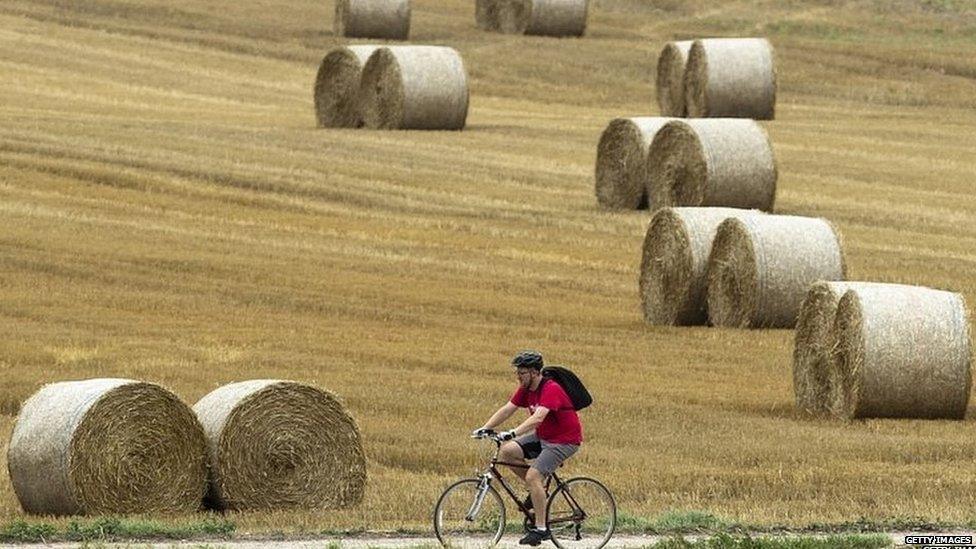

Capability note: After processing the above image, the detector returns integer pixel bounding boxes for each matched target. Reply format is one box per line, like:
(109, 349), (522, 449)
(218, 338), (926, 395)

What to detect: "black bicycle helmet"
(511, 350), (544, 370)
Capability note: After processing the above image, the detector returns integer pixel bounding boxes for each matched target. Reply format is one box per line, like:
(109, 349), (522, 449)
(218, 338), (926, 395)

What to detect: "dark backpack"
(541, 366), (592, 411)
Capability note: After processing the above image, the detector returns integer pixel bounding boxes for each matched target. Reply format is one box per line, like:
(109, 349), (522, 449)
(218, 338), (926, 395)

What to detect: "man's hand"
(471, 427), (492, 439)
(498, 429), (517, 441)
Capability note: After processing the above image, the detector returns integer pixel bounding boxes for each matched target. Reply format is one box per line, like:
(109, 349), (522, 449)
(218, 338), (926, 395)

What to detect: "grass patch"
(0, 521), (58, 543)
(615, 510), (740, 534)
(0, 516), (234, 543)
(793, 516), (962, 534)
(323, 511), (976, 538)
(648, 533), (892, 548)
(366, 545), (441, 549)
(627, 512), (976, 536)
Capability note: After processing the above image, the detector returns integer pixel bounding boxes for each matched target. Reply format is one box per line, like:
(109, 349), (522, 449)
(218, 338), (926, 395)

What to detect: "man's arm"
(510, 406), (549, 437)
(480, 401), (519, 430)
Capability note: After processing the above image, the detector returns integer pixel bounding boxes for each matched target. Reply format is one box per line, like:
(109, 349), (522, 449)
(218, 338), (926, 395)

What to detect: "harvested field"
(2, 0), (976, 534)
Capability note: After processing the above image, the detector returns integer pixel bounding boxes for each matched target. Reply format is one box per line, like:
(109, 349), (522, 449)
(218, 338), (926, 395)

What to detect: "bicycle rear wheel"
(433, 478), (506, 548)
(546, 477), (616, 549)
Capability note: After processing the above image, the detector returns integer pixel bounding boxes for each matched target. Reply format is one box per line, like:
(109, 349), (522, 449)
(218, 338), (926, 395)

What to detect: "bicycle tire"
(545, 476), (616, 549)
(433, 478), (506, 548)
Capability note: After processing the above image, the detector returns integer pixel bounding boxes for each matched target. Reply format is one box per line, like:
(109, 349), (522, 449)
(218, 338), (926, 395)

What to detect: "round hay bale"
(640, 207), (761, 326)
(497, 0), (588, 36)
(334, 0), (411, 40)
(495, 0), (528, 33)
(7, 378), (207, 515)
(193, 379), (367, 511)
(594, 117), (672, 210)
(793, 281), (888, 416)
(476, 0), (498, 30)
(360, 46), (469, 130)
(655, 40), (693, 117)
(314, 46), (381, 128)
(829, 286), (971, 420)
(684, 38), (776, 120)
(706, 215), (846, 329)
(645, 118), (777, 211)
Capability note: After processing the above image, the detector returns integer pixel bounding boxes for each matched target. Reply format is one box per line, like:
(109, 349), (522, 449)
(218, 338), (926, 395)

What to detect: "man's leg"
(518, 466), (553, 545)
(520, 444), (579, 545)
(499, 441), (529, 481)
(525, 467), (548, 531)
(504, 434), (542, 483)
(525, 443), (580, 532)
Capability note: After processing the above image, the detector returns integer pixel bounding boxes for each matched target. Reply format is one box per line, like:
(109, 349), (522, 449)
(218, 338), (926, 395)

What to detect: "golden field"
(1, 0), (976, 533)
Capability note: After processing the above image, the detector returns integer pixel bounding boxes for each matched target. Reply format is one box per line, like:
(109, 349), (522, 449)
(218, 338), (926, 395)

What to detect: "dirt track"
(0, 531), (954, 548)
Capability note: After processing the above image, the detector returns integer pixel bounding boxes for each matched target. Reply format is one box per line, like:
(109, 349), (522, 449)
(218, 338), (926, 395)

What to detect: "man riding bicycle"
(472, 351), (583, 546)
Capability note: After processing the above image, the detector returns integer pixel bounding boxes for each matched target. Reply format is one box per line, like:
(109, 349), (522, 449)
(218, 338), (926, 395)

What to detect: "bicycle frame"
(473, 437), (587, 529)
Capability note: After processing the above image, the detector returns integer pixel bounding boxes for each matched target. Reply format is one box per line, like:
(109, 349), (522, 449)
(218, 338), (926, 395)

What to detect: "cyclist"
(472, 350), (583, 546)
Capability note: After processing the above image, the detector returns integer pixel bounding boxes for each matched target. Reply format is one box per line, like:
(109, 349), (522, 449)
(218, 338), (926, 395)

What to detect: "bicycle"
(433, 429), (616, 549)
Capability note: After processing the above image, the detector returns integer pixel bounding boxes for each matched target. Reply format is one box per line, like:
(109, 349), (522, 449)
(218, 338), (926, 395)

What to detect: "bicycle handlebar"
(471, 429), (504, 444)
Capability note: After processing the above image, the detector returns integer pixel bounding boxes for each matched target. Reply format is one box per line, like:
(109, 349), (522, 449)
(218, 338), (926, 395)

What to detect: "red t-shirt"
(510, 379), (583, 445)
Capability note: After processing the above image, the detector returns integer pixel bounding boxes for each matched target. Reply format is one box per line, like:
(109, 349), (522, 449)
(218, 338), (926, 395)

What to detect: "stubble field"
(2, 0), (976, 534)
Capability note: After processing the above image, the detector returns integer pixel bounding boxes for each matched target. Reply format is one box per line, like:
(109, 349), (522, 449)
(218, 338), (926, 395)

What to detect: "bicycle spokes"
(434, 478), (506, 548)
(546, 477), (616, 549)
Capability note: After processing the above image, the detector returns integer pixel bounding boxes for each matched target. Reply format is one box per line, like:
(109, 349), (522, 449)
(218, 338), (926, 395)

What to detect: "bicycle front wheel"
(546, 477), (616, 549)
(433, 478), (506, 548)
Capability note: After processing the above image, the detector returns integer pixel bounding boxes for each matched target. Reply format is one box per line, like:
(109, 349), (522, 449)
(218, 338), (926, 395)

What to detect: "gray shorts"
(514, 433), (579, 476)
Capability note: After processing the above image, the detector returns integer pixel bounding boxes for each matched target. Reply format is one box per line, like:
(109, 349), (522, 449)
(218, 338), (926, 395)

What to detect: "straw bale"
(497, 0), (588, 36)
(793, 281), (888, 415)
(684, 38), (776, 119)
(640, 207), (761, 325)
(645, 118), (776, 211)
(360, 46), (469, 130)
(655, 41), (693, 117)
(194, 380), (367, 511)
(706, 215), (846, 328)
(334, 0), (411, 40)
(829, 286), (971, 420)
(7, 378), (207, 515)
(476, 0), (498, 30)
(595, 117), (672, 210)
(314, 46), (381, 128)
(495, 0), (528, 33)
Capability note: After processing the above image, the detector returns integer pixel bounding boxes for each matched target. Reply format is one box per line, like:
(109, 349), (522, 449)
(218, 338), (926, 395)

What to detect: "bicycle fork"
(464, 474), (492, 522)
